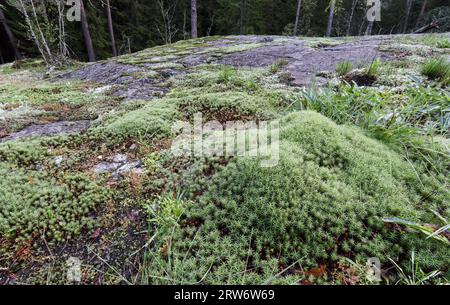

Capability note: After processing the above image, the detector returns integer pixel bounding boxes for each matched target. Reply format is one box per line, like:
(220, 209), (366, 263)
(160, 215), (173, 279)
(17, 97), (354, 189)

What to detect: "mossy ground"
(0, 34), (449, 285)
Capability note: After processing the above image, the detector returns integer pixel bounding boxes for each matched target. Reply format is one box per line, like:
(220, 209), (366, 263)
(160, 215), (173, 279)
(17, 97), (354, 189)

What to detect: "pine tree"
(80, 0), (96, 61)
(346, 0), (358, 36)
(106, 0), (117, 57)
(403, 0), (413, 33)
(191, 0), (198, 38)
(415, 0), (428, 30)
(293, 0), (302, 36)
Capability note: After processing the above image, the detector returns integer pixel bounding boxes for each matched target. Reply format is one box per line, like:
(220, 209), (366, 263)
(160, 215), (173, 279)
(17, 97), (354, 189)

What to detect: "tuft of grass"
(421, 57), (450, 84)
(388, 252), (444, 285)
(269, 59), (289, 74)
(365, 58), (382, 78)
(436, 39), (450, 49)
(335, 60), (353, 77)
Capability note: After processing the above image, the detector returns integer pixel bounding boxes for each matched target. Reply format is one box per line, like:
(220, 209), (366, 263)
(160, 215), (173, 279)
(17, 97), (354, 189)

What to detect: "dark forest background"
(0, 0), (449, 64)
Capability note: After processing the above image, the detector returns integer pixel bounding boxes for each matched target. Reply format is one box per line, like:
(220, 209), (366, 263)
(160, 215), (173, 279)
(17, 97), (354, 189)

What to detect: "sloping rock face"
(217, 36), (393, 86)
(63, 62), (170, 100)
(65, 35), (397, 93)
(1, 120), (91, 142)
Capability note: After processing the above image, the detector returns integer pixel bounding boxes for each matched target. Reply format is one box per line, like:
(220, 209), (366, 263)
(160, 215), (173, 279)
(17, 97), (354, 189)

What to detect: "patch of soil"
(343, 73), (377, 86)
(1, 120), (91, 142)
(0, 198), (148, 285)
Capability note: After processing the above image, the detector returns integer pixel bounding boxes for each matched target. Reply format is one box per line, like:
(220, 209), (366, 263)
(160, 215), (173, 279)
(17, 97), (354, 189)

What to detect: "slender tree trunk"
(346, 0), (358, 36)
(80, 0), (96, 62)
(240, 0), (245, 34)
(191, 0), (198, 38)
(17, 0), (48, 64)
(0, 8), (23, 60)
(365, 21), (374, 36)
(106, 0), (117, 56)
(358, 17), (366, 36)
(415, 0), (428, 30)
(403, 0), (413, 33)
(183, 9), (187, 39)
(30, 0), (52, 60)
(0, 47), (4, 64)
(325, 0), (336, 37)
(293, 0), (302, 36)
(56, 0), (68, 58)
(40, 0), (49, 24)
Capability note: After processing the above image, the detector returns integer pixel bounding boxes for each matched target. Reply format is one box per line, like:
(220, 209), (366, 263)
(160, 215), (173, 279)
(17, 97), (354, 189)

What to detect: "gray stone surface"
(92, 154), (144, 179)
(92, 162), (122, 174)
(1, 120), (91, 142)
(65, 35), (400, 92)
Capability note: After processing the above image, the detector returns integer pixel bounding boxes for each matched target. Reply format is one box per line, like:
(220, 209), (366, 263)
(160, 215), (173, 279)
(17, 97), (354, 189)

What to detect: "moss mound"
(145, 111), (448, 284)
(91, 91), (266, 145)
(91, 99), (179, 143)
(0, 163), (106, 243)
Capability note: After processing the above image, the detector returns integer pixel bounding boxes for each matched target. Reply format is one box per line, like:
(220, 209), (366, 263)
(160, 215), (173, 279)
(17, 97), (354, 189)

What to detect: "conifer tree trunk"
(240, 0), (245, 34)
(366, 21), (374, 36)
(191, 0), (198, 38)
(106, 0), (117, 56)
(80, 0), (96, 62)
(0, 8), (23, 60)
(325, 0), (336, 37)
(346, 0), (358, 36)
(415, 0), (428, 30)
(293, 0), (302, 36)
(403, 0), (413, 33)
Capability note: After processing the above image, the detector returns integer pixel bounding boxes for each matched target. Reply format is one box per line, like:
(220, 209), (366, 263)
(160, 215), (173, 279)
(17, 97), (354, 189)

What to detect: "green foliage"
(143, 152), (161, 172)
(365, 58), (382, 78)
(269, 59), (289, 74)
(91, 99), (179, 144)
(141, 111), (448, 284)
(383, 217), (449, 246)
(0, 81), (107, 106)
(388, 251), (444, 285)
(148, 194), (187, 233)
(0, 163), (106, 243)
(175, 91), (278, 121)
(421, 57), (450, 84)
(395, 34), (450, 49)
(0, 139), (48, 166)
(182, 65), (266, 92)
(435, 39), (450, 49)
(297, 84), (450, 140)
(89, 65), (289, 146)
(335, 60), (353, 76)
